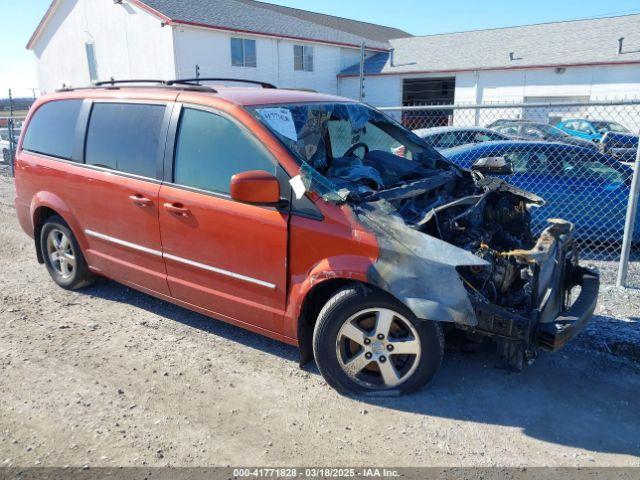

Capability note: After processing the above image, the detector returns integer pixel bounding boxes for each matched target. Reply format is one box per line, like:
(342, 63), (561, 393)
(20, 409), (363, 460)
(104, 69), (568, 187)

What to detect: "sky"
(1, 0), (639, 98)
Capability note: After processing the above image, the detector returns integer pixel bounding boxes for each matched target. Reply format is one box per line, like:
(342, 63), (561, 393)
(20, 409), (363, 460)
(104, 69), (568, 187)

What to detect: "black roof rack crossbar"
(168, 78), (277, 89)
(93, 79), (167, 86)
(56, 79), (217, 93)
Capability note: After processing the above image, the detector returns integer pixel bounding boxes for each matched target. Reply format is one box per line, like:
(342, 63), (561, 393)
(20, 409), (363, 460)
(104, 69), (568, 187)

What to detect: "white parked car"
(1, 128), (21, 163)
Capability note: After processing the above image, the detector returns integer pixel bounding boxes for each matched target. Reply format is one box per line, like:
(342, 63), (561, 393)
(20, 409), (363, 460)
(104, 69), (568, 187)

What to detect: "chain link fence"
(380, 100), (640, 288)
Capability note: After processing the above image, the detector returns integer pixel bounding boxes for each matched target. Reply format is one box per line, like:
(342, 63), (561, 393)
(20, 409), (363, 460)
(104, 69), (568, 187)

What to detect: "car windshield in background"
(537, 124), (568, 138)
(248, 102), (455, 200)
(592, 121), (629, 134)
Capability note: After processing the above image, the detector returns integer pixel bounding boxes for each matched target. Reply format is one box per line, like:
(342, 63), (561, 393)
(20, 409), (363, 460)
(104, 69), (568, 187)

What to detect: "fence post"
(617, 140), (640, 288)
(8, 118), (15, 178)
(7, 88), (15, 177)
(358, 42), (365, 102)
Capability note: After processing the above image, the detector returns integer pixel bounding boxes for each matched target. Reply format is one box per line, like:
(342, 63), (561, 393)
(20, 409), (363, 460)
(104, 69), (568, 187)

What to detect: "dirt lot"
(1, 175), (639, 468)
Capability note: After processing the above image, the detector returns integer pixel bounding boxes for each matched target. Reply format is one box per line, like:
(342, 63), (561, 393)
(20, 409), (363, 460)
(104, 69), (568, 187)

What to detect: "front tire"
(313, 284), (443, 396)
(40, 216), (95, 290)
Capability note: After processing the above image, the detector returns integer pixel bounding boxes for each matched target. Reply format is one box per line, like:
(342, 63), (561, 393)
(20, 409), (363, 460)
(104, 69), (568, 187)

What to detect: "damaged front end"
(250, 101), (599, 369)
(351, 170), (599, 370)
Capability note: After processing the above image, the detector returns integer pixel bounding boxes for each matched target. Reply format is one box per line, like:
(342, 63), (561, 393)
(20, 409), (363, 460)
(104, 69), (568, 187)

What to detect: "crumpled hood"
(347, 175), (546, 326)
(353, 200), (487, 325)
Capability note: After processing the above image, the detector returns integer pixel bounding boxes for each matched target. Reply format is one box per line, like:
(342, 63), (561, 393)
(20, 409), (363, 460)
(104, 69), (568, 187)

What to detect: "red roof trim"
(27, 0), (171, 50)
(27, 0), (390, 52)
(127, 0), (172, 23)
(169, 19), (389, 51)
(338, 60), (640, 78)
(26, 0), (60, 50)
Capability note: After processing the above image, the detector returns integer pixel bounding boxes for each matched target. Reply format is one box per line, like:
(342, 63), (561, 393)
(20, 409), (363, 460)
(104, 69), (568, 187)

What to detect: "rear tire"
(40, 216), (95, 290)
(313, 284), (443, 396)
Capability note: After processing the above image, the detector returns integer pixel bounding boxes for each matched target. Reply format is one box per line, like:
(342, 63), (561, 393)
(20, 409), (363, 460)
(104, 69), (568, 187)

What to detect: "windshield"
(592, 121), (629, 134)
(248, 102), (456, 201)
(536, 124), (568, 138)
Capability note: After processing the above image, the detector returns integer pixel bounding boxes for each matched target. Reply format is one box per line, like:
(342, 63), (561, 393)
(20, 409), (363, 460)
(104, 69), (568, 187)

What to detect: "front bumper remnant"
(537, 267), (600, 351)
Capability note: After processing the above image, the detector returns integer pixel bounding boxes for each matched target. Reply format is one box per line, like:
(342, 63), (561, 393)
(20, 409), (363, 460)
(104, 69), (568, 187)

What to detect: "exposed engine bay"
(321, 149), (554, 313)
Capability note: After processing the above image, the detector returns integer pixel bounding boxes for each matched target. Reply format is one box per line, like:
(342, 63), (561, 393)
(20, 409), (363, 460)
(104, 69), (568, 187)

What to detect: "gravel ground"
(0, 175), (639, 468)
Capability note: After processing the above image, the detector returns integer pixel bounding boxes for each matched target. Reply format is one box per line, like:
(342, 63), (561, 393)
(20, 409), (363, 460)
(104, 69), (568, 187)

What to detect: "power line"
(557, 8), (640, 22)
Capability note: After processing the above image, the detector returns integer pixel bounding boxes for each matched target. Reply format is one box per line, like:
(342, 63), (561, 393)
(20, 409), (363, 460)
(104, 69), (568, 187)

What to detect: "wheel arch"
(30, 193), (84, 264)
(296, 278), (401, 367)
(32, 205), (60, 263)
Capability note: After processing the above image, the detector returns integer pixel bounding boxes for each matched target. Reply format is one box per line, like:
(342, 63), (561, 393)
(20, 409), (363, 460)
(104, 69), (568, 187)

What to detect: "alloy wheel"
(46, 228), (76, 280)
(336, 308), (422, 390)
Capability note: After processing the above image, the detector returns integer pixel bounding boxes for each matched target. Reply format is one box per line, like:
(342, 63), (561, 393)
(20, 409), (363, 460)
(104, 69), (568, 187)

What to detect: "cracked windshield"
(250, 103), (456, 201)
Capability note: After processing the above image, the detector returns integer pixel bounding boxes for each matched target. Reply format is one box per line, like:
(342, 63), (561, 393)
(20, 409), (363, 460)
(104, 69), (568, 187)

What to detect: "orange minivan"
(14, 79), (599, 395)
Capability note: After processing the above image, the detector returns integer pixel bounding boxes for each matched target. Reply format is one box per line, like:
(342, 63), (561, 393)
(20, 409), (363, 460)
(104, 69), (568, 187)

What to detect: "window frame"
(231, 38), (257, 68)
(21, 99), (85, 162)
(293, 45), (314, 72)
(75, 99), (172, 182)
(20, 99), (172, 184)
(162, 103), (322, 220)
(163, 103), (286, 202)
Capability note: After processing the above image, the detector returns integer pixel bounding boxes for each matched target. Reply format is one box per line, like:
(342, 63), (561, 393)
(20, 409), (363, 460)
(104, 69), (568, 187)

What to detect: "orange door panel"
(77, 169), (169, 295)
(158, 185), (288, 333)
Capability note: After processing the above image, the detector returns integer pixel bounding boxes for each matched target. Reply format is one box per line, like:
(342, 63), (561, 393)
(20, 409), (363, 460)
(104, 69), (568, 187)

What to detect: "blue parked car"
(441, 141), (638, 243)
(556, 119), (638, 162)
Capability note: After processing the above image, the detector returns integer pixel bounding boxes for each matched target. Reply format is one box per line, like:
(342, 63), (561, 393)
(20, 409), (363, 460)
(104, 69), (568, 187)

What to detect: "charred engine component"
(468, 245), (520, 302)
(416, 192), (536, 308)
(485, 195), (534, 250)
(416, 192), (534, 254)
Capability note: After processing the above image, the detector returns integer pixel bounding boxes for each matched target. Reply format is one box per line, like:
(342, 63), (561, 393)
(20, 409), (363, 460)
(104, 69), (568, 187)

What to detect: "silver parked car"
(412, 126), (510, 150)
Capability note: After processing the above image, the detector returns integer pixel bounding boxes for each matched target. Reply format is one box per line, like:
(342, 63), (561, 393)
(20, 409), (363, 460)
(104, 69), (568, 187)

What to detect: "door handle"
(164, 202), (191, 216)
(129, 194), (153, 207)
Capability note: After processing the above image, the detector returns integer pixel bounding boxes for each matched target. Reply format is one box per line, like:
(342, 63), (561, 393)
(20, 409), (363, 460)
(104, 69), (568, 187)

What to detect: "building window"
(231, 38), (257, 68)
(85, 42), (98, 82)
(294, 45), (314, 72)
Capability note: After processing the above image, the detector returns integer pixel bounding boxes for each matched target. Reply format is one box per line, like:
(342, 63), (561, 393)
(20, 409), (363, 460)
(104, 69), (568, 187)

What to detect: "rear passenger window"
(173, 108), (275, 194)
(85, 103), (165, 178)
(22, 99), (82, 160)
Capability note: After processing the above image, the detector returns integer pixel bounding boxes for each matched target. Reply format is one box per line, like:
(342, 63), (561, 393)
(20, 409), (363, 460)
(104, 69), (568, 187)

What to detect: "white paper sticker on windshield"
(289, 175), (306, 200)
(258, 108), (298, 141)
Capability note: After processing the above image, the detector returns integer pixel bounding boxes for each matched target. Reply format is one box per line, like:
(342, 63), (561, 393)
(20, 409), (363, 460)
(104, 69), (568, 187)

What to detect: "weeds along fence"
(380, 100), (640, 288)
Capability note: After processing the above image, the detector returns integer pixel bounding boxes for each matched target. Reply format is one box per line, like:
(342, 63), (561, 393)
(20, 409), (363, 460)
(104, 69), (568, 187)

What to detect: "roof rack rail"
(56, 79), (217, 93)
(167, 78), (277, 89)
(93, 79), (167, 86)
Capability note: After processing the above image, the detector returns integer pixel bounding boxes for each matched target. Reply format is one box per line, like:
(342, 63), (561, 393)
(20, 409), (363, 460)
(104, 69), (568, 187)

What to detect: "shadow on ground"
(82, 278), (640, 459)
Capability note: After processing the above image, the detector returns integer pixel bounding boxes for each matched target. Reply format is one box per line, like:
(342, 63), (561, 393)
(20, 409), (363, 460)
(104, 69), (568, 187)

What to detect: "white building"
(338, 14), (640, 109)
(28, 1), (640, 116)
(27, 0), (409, 95)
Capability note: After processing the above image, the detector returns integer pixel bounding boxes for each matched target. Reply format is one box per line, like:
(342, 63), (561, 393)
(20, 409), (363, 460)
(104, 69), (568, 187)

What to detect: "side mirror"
(471, 156), (514, 175)
(230, 170), (281, 205)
